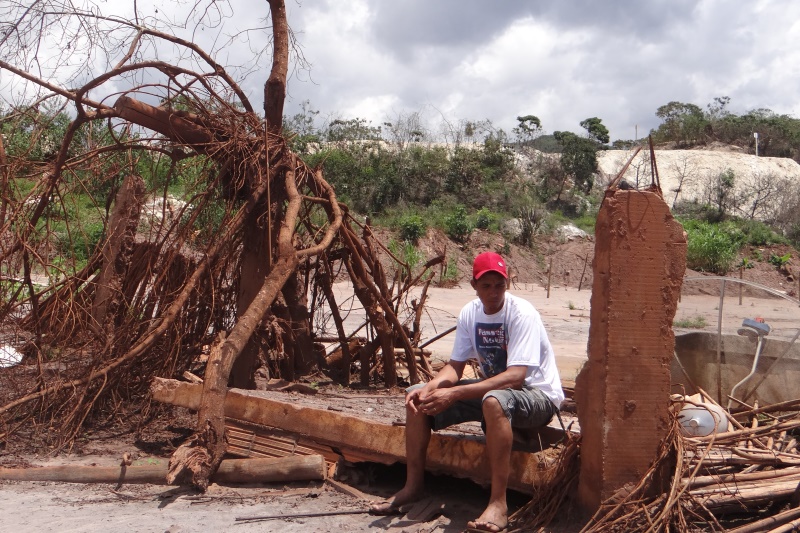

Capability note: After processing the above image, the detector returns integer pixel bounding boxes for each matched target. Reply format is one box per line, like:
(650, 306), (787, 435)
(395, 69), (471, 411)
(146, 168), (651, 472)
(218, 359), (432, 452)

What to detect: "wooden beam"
(151, 377), (555, 493)
(0, 455), (325, 484)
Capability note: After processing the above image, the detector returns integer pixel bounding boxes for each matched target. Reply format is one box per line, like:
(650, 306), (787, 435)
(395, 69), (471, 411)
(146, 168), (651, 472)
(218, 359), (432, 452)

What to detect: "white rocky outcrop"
(597, 149), (800, 218)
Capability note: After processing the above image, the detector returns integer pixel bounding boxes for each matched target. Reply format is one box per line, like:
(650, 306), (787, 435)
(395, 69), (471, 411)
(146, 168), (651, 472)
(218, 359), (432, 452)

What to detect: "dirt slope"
(405, 226), (798, 298)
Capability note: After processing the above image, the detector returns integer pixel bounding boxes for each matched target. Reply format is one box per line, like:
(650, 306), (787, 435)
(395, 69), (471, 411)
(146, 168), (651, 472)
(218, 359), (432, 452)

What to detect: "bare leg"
(468, 397), (511, 531)
(370, 403), (430, 512)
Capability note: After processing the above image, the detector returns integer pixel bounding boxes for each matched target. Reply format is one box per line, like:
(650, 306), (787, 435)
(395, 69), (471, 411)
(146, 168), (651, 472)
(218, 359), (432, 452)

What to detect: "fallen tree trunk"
(167, 251), (299, 489)
(0, 455), (325, 484)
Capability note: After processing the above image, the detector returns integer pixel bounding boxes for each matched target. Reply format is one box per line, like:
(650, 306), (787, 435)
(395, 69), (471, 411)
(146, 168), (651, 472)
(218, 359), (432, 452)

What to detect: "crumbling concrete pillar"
(575, 186), (687, 511)
(90, 174), (145, 340)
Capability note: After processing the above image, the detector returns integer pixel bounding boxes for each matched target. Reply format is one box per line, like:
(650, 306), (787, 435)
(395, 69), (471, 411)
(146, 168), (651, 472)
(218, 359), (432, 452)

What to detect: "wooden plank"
(151, 377), (555, 493)
(225, 419), (392, 464)
(0, 456), (325, 484)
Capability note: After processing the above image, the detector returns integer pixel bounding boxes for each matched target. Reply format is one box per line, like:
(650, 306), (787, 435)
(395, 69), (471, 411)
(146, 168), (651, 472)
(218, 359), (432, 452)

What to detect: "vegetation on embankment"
(4, 95), (800, 286)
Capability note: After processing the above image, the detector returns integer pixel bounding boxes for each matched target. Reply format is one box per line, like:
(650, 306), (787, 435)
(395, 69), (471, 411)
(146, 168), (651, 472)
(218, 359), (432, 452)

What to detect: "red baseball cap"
(473, 251), (508, 280)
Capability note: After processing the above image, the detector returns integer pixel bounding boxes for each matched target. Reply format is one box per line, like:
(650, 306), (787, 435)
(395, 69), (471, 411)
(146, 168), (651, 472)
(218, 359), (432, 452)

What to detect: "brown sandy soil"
(2, 234), (799, 532)
(382, 226), (799, 298)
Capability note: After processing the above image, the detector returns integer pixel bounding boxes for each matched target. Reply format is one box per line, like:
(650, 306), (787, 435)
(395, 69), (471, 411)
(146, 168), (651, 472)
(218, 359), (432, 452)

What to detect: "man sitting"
(371, 251), (564, 533)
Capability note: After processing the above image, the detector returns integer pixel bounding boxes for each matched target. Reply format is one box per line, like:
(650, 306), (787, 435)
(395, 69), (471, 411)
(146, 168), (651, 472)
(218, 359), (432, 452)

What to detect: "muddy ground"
(2, 236), (799, 532)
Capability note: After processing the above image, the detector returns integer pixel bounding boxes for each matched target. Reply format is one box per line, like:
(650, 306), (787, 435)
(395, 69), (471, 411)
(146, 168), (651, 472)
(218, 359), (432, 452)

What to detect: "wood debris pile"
(0, 1), (445, 490)
(579, 393), (800, 533)
(508, 432), (581, 532)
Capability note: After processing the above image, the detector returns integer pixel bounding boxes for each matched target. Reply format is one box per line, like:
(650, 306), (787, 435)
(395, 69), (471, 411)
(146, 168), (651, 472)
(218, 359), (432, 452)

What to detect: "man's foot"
(369, 487), (423, 516)
(466, 502), (508, 532)
(369, 500), (405, 516)
(465, 520), (507, 533)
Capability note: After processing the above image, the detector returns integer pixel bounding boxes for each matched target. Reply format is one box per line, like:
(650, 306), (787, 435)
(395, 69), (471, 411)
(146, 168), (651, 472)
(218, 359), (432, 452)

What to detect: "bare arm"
(412, 364), (527, 416)
(405, 359), (465, 413)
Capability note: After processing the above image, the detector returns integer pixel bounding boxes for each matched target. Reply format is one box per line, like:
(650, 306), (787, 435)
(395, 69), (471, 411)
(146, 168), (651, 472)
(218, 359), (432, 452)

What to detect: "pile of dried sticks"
(580, 393), (800, 532)
(509, 432), (581, 532)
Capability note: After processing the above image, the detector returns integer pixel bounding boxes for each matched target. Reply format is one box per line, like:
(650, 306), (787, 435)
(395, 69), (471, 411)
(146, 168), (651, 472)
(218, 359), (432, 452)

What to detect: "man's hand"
(404, 359), (465, 415)
(414, 388), (459, 416)
(405, 387), (425, 414)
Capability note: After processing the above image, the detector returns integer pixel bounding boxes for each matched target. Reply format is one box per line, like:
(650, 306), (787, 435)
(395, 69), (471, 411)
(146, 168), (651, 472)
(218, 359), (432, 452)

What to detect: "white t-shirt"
(450, 292), (565, 407)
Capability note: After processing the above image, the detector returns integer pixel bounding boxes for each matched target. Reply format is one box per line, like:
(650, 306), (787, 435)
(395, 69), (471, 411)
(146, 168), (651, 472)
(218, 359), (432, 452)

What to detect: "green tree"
(382, 110), (427, 148)
(708, 168), (737, 220)
(580, 117), (610, 145)
(706, 96), (731, 122)
(513, 115), (542, 145)
(554, 130), (598, 194)
(283, 100), (321, 152)
(0, 100), (77, 167)
(611, 139), (638, 150)
(325, 117), (382, 142)
(652, 101), (708, 146)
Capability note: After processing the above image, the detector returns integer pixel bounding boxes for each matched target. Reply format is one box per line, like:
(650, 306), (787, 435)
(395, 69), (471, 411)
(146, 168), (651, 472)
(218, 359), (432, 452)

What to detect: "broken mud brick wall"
(575, 186), (687, 511)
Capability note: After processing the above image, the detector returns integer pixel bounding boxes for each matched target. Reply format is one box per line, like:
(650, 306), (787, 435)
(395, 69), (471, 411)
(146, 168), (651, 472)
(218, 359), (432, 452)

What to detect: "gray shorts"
(407, 379), (558, 432)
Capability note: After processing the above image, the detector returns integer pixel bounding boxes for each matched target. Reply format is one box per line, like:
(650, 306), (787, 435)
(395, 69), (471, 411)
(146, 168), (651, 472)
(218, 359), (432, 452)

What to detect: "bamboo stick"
(0, 456), (326, 484)
(236, 509), (370, 522)
(689, 472), (800, 496)
(749, 406), (759, 449)
(683, 466), (800, 490)
(546, 257), (552, 298)
(694, 419), (800, 444)
(739, 464), (762, 475)
(769, 517), (800, 533)
(776, 430), (788, 452)
(698, 477), (800, 513)
(787, 439), (798, 454)
(727, 507), (800, 533)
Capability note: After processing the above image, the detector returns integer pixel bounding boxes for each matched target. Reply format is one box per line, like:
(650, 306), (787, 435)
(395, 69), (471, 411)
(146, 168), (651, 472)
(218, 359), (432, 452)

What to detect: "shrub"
(673, 200), (720, 223)
(56, 221), (105, 264)
(733, 219), (787, 246)
(398, 214), (427, 243)
(440, 257), (459, 285)
(515, 205), (547, 246)
(738, 257), (755, 269)
(769, 252), (792, 268)
(684, 220), (740, 274)
(474, 208), (495, 230)
(788, 223), (800, 248)
(387, 239), (423, 275)
(674, 316), (708, 328)
(572, 213), (597, 234)
(444, 206), (473, 243)
(716, 220), (746, 247)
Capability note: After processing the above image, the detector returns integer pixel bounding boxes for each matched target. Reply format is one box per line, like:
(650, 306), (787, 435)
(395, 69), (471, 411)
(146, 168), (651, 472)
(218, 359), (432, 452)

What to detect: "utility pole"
(754, 131), (759, 156)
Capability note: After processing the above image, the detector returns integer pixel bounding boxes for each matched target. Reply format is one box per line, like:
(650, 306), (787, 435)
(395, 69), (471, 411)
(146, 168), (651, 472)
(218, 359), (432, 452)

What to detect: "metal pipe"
(741, 328), (800, 404)
(684, 276), (800, 307)
(728, 333), (766, 410)
(683, 275), (800, 404)
(716, 279), (726, 403)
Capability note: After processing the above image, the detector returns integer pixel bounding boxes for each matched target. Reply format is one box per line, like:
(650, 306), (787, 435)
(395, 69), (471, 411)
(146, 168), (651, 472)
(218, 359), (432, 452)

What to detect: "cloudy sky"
(267, 0), (800, 142)
(3, 0), (800, 143)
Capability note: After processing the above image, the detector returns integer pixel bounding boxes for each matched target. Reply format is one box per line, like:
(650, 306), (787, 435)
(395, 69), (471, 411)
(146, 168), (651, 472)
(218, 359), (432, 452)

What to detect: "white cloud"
(4, 0), (800, 141)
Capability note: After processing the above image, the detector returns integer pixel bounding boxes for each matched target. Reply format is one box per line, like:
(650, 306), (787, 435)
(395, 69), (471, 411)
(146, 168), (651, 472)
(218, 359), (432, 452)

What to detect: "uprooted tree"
(0, 0), (439, 489)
